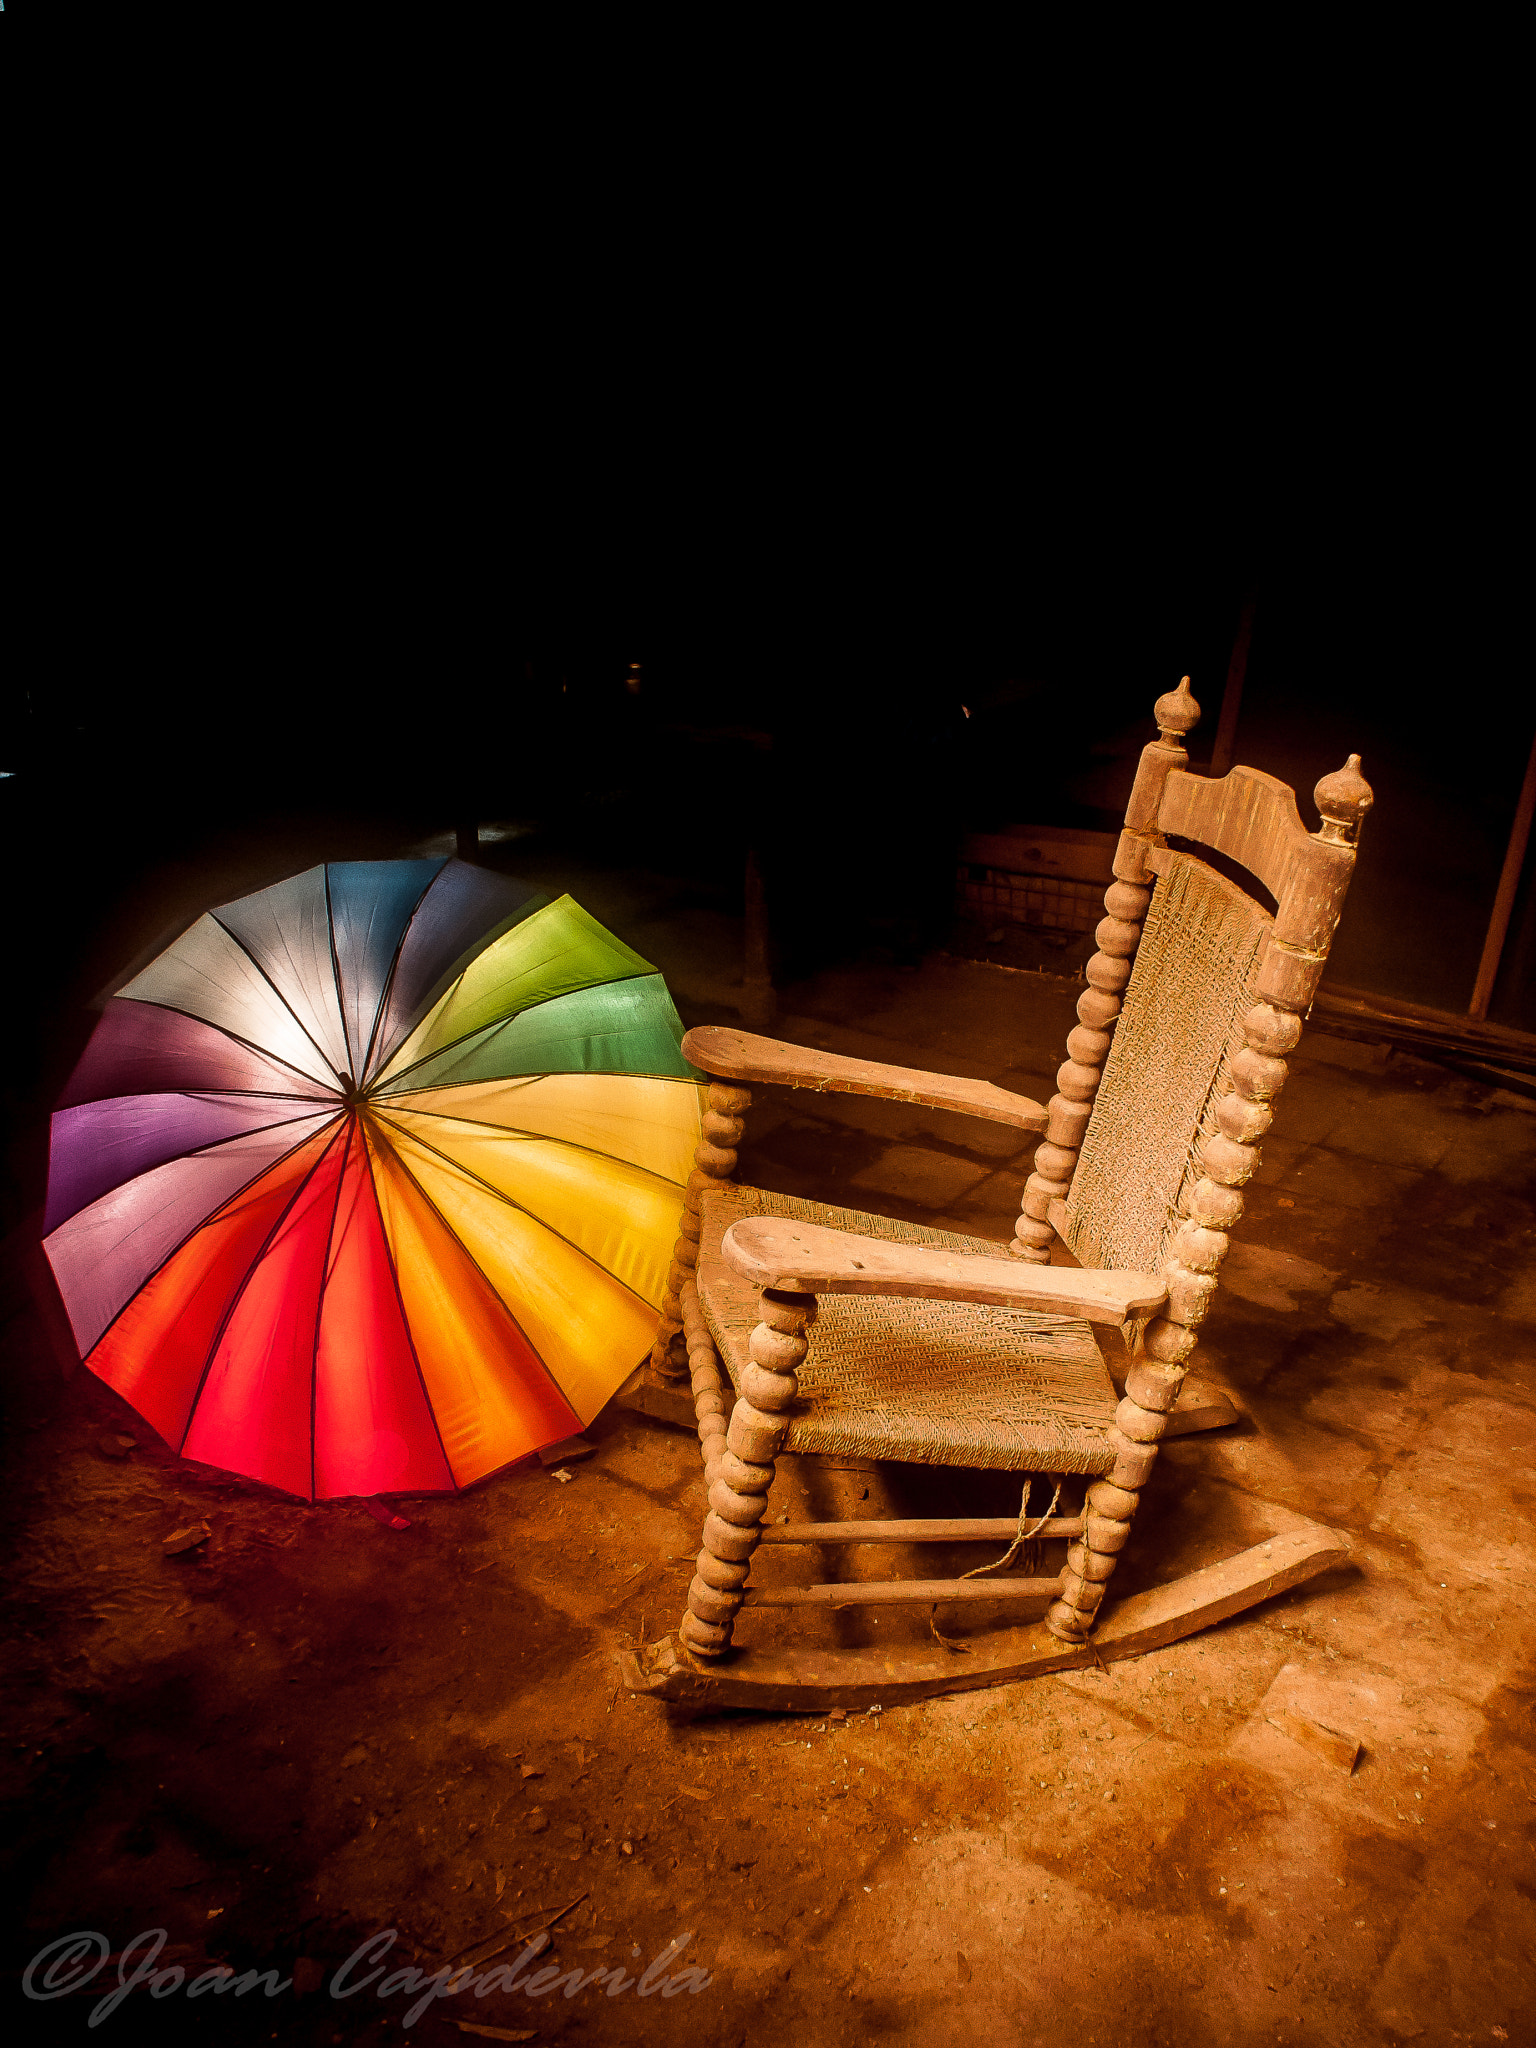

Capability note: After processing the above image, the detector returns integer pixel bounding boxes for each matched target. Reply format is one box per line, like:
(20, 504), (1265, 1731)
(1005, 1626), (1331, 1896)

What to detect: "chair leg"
(678, 1286), (817, 1660)
(1046, 1360), (1185, 1643)
(679, 1282), (730, 1474)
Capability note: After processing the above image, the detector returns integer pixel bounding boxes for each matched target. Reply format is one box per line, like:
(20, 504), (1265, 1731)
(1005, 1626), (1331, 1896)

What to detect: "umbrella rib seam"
(111, 999), (344, 1101)
(66, 1084), (327, 1106)
(356, 1122), (470, 1491)
(322, 865), (352, 1084)
(363, 885), (552, 1086)
(375, 1065), (701, 1098)
(370, 1109), (666, 1315)
(67, 1110), (347, 1364)
(368, 1120), (598, 1419)
(210, 912), (348, 1089)
(374, 967), (663, 1091)
(355, 860), (451, 1087)
(308, 1116), (357, 1503)
(375, 1099), (694, 1191)
(45, 1100), (346, 1238)
(176, 1119), (352, 1457)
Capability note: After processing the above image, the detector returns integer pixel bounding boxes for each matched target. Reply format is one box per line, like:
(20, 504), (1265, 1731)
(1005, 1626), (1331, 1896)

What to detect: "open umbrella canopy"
(43, 860), (701, 1500)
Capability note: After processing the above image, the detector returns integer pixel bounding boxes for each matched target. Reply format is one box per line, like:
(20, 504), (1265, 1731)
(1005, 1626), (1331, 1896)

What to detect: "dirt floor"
(3, 847), (1535, 2047)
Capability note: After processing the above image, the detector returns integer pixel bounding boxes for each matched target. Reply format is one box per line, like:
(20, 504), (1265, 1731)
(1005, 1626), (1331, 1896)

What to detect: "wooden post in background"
(741, 847), (775, 1029)
(1208, 592), (1255, 780)
(1470, 728), (1536, 1020)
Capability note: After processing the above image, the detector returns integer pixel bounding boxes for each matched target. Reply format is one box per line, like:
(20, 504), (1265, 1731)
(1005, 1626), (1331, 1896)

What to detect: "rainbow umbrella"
(43, 860), (701, 1500)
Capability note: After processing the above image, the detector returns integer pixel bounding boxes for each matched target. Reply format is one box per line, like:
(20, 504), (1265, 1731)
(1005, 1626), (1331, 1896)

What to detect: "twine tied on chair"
(961, 1476), (1063, 1580)
(929, 1476), (1065, 1653)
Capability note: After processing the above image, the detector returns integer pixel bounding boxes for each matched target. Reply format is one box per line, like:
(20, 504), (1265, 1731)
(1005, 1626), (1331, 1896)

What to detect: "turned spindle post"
(680, 1281), (731, 1482)
(679, 1286), (817, 1660)
(1013, 677), (1200, 1265)
(649, 1079), (752, 1384)
(1046, 746), (1373, 1644)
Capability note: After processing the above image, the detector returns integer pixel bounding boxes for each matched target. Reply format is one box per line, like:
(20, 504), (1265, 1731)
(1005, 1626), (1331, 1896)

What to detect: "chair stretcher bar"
(758, 1516), (1083, 1545)
(742, 1576), (1061, 1609)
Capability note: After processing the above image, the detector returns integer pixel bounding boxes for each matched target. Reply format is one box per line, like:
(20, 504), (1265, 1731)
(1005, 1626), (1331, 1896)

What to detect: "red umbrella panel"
(44, 859), (703, 1500)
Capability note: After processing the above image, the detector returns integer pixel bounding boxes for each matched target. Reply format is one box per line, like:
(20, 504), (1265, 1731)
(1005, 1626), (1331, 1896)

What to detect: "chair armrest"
(682, 1026), (1047, 1134)
(721, 1216), (1167, 1328)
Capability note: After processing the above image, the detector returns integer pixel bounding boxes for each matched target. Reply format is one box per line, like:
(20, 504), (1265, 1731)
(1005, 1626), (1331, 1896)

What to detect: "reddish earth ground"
(3, 845), (1534, 2047)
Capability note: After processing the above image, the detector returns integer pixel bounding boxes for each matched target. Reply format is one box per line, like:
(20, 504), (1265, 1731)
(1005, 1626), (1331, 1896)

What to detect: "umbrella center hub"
(339, 1076), (367, 1109)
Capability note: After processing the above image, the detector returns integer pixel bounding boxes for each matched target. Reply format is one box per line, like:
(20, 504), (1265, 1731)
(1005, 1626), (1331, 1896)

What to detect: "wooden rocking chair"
(621, 678), (1374, 1712)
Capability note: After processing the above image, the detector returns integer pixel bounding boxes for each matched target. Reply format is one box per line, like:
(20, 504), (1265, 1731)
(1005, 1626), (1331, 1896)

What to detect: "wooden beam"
(741, 848), (775, 1029)
(1470, 727), (1536, 1020)
(721, 1216), (1167, 1325)
(960, 827), (1116, 888)
(1309, 982), (1536, 1075)
(682, 1026), (1048, 1132)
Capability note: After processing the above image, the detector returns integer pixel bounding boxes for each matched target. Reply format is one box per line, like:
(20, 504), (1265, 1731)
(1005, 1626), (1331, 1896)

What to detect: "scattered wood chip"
(526, 1811), (548, 1833)
(957, 1951), (972, 1983)
(99, 1434), (137, 1457)
(162, 1523), (210, 1556)
(678, 1786), (710, 1800)
(520, 1765), (542, 1779)
(1252, 1663), (1363, 1773)
(550, 1470), (574, 1485)
(1265, 1708), (1361, 1774)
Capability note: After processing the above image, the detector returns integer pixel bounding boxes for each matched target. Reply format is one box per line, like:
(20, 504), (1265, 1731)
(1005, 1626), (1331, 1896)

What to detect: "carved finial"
(1314, 753), (1374, 844)
(1154, 675), (1201, 743)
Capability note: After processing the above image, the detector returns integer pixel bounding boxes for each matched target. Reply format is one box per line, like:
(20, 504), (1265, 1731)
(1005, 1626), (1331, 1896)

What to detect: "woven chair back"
(1061, 852), (1273, 1275)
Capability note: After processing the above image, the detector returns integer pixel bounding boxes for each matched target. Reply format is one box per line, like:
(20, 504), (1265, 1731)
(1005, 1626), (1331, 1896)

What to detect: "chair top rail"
(682, 1026), (1048, 1132)
(1156, 762), (1368, 953)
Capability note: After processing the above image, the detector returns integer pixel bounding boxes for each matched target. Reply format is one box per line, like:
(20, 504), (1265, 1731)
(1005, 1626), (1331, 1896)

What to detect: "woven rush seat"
(695, 1184), (1119, 1474)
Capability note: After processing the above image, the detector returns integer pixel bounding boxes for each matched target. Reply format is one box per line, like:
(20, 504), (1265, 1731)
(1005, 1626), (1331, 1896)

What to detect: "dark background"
(3, 557), (1531, 1243)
